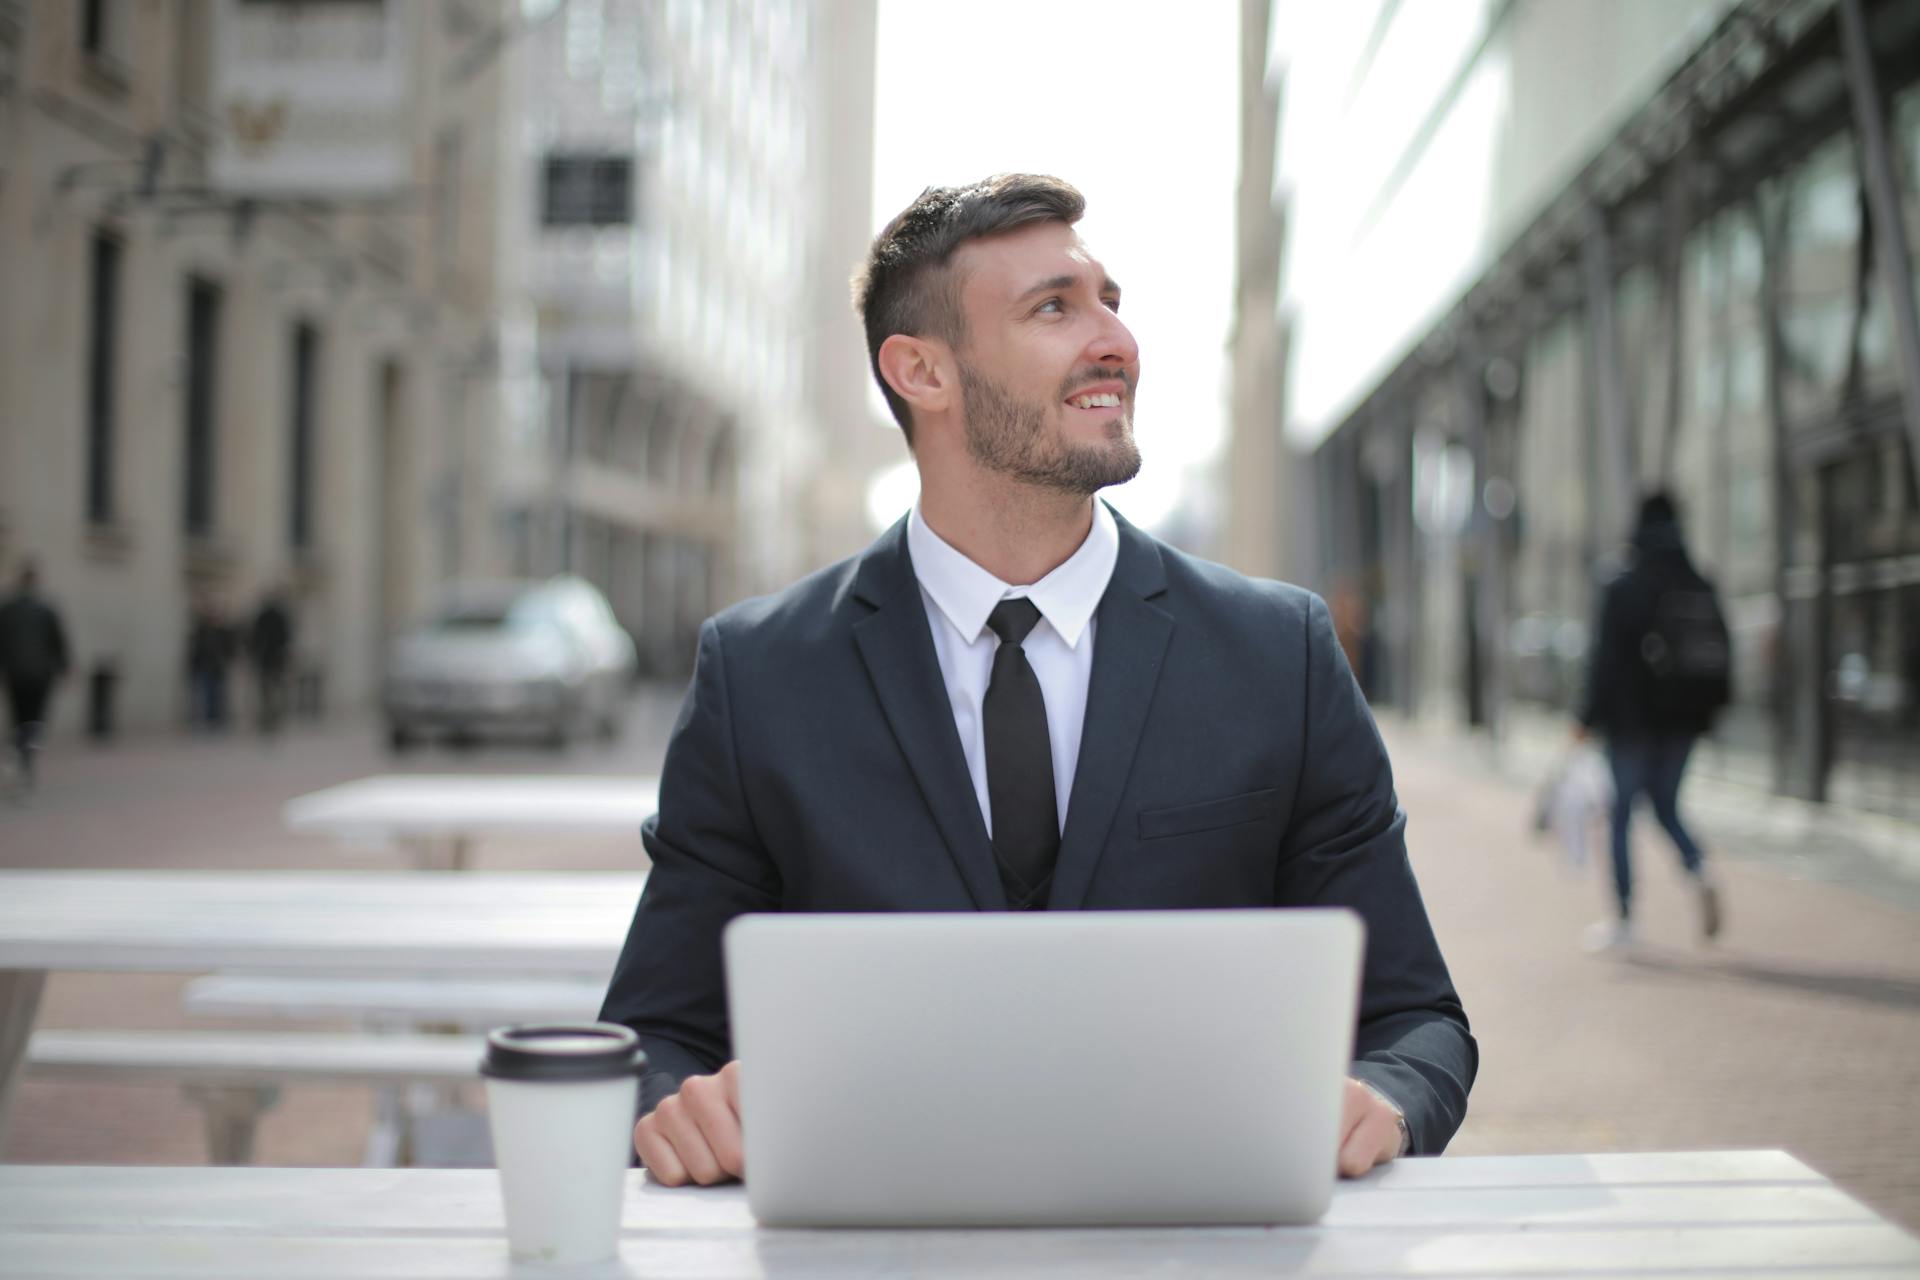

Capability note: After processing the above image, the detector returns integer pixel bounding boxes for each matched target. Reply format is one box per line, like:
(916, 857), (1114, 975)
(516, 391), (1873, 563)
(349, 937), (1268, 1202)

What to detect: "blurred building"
(1261, 0), (1920, 821)
(0, 0), (528, 734)
(0, 0), (889, 731)
(504, 0), (884, 678)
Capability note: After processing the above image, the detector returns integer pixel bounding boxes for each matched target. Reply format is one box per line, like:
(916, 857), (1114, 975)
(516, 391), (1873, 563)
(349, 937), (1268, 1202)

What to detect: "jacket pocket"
(1137, 788), (1279, 841)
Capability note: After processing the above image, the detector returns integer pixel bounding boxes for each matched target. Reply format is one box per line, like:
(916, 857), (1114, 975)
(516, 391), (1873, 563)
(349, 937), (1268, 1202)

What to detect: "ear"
(876, 333), (953, 419)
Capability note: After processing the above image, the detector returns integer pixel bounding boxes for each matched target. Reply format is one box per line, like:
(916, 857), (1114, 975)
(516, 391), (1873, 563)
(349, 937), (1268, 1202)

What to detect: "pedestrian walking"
(248, 588), (295, 735)
(0, 563), (72, 795)
(1575, 492), (1733, 951)
(185, 598), (234, 732)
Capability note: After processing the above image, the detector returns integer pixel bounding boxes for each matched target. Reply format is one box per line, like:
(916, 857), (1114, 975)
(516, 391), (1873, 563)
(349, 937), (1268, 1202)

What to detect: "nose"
(1087, 305), (1139, 371)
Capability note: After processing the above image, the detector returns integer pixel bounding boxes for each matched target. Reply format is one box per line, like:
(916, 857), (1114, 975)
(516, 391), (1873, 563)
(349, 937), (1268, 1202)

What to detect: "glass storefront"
(1818, 439), (1920, 820)
(1314, 14), (1920, 825)
(1506, 314), (1594, 712)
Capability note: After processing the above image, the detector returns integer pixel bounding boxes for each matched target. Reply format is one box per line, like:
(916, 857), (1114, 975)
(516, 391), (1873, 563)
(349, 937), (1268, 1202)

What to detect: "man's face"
(947, 220), (1142, 495)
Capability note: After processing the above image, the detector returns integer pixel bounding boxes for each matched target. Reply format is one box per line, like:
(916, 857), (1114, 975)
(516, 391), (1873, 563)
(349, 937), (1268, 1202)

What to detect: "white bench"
(176, 972), (611, 1167)
(26, 1030), (485, 1166)
(181, 973), (608, 1030)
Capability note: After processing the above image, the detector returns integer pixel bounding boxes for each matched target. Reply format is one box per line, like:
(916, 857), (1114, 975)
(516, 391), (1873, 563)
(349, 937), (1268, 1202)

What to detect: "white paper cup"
(482, 1022), (646, 1266)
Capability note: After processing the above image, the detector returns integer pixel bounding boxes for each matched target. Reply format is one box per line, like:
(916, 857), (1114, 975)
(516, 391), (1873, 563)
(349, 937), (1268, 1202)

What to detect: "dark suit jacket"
(601, 506), (1476, 1154)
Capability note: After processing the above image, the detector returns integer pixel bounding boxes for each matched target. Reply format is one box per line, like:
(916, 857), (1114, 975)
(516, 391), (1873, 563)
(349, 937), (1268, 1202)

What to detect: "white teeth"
(1070, 393), (1121, 409)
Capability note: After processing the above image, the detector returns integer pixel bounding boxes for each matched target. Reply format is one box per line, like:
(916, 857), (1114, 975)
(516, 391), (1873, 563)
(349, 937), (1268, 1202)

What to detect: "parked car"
(382, 576), (636, 750)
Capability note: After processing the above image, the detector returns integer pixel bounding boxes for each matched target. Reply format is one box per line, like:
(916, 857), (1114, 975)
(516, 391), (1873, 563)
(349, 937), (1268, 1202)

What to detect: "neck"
(918, 473), (1096, 586)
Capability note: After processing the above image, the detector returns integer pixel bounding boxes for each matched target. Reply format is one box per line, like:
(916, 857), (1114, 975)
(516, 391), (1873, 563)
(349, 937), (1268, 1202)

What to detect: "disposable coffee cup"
(482, 1022), (646, 1266)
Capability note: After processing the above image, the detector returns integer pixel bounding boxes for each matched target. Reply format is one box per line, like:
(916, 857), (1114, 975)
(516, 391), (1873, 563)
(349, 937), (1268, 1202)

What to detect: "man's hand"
(633, 1061), (744, 1186)
(1338, 1078), (1406, 1178)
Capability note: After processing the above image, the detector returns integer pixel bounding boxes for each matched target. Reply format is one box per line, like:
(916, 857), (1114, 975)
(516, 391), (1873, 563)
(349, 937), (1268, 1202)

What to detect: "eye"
(1034, 297), (1065, 315)
(1103, 296), (1122, 314)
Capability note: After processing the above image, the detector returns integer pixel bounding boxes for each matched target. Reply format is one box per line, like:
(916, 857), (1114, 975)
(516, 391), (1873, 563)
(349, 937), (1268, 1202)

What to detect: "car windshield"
(433, 597), (549, 634)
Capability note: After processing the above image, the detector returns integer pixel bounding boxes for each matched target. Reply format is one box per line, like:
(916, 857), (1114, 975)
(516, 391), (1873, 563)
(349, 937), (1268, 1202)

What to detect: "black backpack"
(1637, 582), (1732, 724)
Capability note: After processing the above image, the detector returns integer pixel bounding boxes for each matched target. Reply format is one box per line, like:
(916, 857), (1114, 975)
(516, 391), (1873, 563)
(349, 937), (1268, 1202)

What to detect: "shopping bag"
(1532, 747), (1612, 870)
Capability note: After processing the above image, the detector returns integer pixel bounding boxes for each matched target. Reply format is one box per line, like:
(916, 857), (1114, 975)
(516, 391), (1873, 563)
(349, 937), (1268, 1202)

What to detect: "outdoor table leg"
(0, 969), (48, 1153)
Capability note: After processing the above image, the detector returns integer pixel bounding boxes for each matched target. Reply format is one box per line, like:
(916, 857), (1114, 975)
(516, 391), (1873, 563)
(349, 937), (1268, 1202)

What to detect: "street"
(2, 691), (1916, 1231)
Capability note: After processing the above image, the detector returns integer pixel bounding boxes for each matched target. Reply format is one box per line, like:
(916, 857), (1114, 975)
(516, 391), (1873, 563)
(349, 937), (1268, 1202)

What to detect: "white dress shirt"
(906, 501), (1120, 838)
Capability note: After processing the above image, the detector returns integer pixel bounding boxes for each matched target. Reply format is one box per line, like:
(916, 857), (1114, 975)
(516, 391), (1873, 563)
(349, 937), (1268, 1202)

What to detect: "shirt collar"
(906, 500), (1118, 650)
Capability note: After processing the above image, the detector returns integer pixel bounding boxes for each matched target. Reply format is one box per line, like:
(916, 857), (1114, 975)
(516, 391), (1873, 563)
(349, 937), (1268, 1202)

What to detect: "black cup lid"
(480, 1022), (647, 1082)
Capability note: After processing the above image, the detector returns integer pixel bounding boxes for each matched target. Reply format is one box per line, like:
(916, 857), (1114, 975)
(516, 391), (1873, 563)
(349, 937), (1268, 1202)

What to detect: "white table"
(285, 774), (661, 869)
(0, 870), (645, 1148)
(2, 1152), (1916, 1276)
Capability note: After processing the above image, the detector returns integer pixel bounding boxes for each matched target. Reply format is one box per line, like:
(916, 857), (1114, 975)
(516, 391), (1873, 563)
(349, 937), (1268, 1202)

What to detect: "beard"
(956, 361), (1143, 496)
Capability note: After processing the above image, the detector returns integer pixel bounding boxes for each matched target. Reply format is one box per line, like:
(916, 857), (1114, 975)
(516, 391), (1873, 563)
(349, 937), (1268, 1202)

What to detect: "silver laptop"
(723, 908), (1364, 1227)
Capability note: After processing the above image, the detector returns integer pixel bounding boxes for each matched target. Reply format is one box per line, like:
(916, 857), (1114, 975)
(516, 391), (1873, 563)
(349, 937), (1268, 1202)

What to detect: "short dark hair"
(1636, 491), (1679, 530)
(852, 174), (1085, 444)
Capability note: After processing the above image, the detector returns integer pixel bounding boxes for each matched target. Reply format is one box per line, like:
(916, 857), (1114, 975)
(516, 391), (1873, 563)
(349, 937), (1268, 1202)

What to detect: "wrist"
(1356, 1080), (1411, 1157)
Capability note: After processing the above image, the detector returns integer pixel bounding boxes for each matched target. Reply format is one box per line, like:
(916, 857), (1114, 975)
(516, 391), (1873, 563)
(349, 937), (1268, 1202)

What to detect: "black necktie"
(984, 598), (1059, 911)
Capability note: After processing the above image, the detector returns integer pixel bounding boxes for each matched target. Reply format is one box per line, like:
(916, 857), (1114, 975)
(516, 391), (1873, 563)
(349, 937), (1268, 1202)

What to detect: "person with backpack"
(1575, 492), (1732, 952)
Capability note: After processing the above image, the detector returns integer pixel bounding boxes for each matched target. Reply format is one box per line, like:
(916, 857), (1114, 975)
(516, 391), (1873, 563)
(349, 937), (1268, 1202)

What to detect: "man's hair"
(1636, 491), (1679, 530)
(851, 174), (1085, 444)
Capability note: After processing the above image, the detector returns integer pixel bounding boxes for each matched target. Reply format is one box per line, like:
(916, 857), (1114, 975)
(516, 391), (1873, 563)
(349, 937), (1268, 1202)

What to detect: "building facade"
(0, 0), (529, 737)
(0, 0), (888, 727)
(1269, 0), (1920, 821)
(508, 0), (885, 679)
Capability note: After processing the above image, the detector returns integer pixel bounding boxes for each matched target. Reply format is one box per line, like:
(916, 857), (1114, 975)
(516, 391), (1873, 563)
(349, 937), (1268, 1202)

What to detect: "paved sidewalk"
(1381, 718), (1920, 1231)
(2, 698), (1916, 1230)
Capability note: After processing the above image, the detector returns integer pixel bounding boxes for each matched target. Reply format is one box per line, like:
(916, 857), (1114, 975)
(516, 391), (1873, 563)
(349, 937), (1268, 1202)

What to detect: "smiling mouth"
(1066, 391), (1125, 410)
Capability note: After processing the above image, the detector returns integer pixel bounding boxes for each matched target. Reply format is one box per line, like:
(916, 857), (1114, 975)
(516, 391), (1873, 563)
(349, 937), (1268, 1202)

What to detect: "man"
(1576, 492), (1730, 952)
(248, 588), (294, 734)
(186, 597), (235, 732)
(0, 563), (71, 793)
(601, 175), (1475, 1188)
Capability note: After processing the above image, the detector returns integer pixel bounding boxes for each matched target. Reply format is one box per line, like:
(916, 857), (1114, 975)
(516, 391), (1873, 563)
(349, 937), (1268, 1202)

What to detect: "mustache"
(1059, 369), (1134, 399)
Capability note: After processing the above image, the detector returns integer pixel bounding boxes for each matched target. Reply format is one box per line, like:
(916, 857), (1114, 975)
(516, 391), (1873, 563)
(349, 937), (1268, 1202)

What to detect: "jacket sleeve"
(1273, 593), (1477, 1155)
(598, 618), (782, 1116)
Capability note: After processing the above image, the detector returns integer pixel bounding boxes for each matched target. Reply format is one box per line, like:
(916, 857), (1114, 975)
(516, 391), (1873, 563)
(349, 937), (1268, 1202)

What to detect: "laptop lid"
(723, 908), (1364, 1227)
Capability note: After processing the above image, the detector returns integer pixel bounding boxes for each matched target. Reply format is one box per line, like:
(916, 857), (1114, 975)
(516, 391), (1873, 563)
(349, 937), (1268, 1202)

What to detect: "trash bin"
(88, 662), (118, 741)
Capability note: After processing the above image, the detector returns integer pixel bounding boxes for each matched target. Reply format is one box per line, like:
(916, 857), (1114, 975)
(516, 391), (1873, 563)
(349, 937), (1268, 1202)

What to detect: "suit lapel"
(850, 521), (1005, 911)
(1048, 510), (1173, 910)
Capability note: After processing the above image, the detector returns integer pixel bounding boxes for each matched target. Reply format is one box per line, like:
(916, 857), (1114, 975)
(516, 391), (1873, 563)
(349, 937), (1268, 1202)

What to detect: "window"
(80, 0), (108, 54)
(182, 278), (222, 536)
(1778, 133), (1862, 423)
(79, 0), (132, 71)
(289, 321), (319, 550)
(85, 230), (121, 524)
(542, 154), (633, 227)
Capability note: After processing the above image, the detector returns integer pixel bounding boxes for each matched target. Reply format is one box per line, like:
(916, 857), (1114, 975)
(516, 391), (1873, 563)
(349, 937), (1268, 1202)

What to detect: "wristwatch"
(1357, 1080), (1411, 1157)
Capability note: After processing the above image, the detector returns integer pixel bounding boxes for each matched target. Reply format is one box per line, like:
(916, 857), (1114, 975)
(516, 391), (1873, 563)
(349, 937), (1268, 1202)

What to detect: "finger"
(1339, 1080), (1369, 1144)
(1338, 1109), (1398, 1179)
(634, 1115), (689, 1187)
(682, 1076), (745, 1181)
(655, 1093), (727, 1186)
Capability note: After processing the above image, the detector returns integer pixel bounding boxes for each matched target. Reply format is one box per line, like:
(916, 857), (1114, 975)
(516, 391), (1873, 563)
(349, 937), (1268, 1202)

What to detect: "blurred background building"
(1238, 0), (1920, 823)
(13, 0), (1914, 827)
(0, 0), (887, 735)
(0, 0), (530, 734)
(503, 0), (885, 680)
